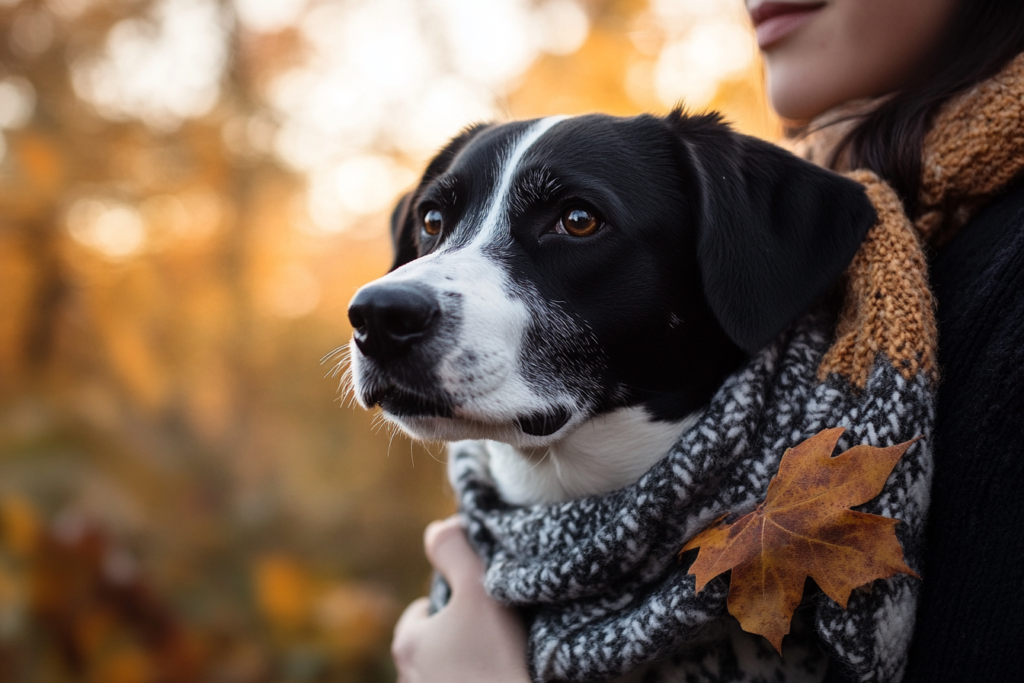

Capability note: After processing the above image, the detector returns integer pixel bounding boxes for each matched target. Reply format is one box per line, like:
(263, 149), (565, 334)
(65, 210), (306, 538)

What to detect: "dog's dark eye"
(422, 209), (443, 236)
(557, 208), (600, 237)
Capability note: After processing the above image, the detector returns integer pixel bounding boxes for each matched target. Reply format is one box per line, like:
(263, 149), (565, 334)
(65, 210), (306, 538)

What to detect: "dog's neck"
(482, 406), (699, 506)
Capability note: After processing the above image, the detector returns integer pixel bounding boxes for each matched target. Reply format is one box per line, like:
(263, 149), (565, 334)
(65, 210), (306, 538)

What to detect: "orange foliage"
(254, 555), (311, 630)
(0, 0), (777, 680)
(16, 134), (64, 194)
(1, 496), (41, 557)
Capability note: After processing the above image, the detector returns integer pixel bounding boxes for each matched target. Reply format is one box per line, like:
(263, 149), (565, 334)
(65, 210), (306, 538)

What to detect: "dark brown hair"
(829, 1), (1024, 215)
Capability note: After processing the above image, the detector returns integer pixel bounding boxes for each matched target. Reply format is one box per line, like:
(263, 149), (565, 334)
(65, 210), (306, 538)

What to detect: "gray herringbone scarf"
(435, 309), (932, 682)
(434, 173), (938, 683)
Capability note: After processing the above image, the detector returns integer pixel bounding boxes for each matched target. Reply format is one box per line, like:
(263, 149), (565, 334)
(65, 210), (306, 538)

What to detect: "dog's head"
(346, 111), (874, 448)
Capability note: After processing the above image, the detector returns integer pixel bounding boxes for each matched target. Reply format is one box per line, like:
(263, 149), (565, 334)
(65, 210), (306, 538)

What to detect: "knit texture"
(445, 311), (933, 683)
(437, 161), (941, 683)
(901, 177), (1024, 683)
(435, 45), (1024, 683)
(818, 171), (937, 387)
(916, 52), (1024, 244)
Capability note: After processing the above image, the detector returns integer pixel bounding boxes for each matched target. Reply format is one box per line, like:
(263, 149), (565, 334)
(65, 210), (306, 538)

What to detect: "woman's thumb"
(423, 516), (486, 596)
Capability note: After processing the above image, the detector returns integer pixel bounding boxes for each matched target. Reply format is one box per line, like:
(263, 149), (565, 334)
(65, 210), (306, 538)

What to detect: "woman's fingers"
(395, 596), (430, 633)
(390, 518), (532, 683)
(423, 516), (486, 596)
(392, 596), (431, 674)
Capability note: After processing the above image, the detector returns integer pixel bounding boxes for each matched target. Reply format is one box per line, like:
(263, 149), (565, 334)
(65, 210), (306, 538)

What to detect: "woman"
(393, 1), (1024, 681)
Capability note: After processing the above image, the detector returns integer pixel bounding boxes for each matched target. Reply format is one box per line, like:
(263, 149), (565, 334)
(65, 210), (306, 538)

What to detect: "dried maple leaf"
(680, 427), (920, 653)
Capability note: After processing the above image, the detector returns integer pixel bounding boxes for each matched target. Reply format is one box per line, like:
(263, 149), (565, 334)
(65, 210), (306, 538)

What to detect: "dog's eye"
(422, 209), (443, 236)
(557, 208), (600, 237)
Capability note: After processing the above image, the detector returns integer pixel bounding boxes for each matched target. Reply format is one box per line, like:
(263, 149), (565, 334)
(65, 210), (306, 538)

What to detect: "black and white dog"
(346, 111), (874, 505)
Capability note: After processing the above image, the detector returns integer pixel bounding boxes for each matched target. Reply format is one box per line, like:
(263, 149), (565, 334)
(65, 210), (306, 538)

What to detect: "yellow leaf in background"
(254, 555), (311, 629)
(1, 496), (41, 557)
(0, 0), (780, 678)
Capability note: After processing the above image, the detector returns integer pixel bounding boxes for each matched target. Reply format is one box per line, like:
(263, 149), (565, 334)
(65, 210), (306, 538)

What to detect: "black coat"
(829, 176), (1024, 682)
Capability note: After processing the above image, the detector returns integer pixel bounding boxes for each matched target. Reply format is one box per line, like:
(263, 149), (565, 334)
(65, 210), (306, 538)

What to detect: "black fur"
(390, 122), (493, 271)
(370, 110), (874, 425)
(666, 111), (876, 353)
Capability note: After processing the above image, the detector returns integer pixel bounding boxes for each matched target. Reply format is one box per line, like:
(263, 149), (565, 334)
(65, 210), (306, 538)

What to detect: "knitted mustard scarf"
(437, 52), (1024, 683)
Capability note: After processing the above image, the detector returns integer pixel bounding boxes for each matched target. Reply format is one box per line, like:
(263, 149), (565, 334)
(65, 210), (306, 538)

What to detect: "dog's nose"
(348, 283), (440, 361)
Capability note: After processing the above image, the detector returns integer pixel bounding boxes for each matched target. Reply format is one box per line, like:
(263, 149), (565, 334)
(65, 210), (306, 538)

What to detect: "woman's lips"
(749, 2), (826, 49)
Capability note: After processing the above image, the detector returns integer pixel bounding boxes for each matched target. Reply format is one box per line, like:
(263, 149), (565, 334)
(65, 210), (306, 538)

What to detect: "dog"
(345, 110), (874, 506)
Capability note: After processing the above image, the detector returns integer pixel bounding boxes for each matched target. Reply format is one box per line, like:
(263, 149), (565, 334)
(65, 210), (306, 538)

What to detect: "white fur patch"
(485, 406), (700, 505)
(472, 115), (569, 248)
(350, 116), (577, 444)
(353, 115), (701, 505)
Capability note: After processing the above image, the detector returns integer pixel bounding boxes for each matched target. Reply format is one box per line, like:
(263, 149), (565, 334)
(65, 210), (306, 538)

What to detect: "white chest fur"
(479, 406), (699, 506)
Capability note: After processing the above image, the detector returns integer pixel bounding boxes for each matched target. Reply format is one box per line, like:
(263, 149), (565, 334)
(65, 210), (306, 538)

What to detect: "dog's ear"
(388, 122), (493, 272)
(667, 110), (876, 354)
(389, 191), (417, 271)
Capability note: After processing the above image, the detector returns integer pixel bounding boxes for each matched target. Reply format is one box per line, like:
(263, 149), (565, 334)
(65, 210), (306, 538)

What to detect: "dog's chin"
(386, 405), (577, 448)
(357, 375), (579, 445)
(376, 387), (454, 419)
(514, 406), (572, 437)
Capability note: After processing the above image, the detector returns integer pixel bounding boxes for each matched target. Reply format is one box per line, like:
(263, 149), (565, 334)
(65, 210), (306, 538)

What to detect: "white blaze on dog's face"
(345, 111), (877, 502)
(349, 116), (607, 448)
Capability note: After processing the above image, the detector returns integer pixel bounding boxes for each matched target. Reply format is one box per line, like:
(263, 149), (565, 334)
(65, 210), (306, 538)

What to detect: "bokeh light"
(66, 198), (148, 259)
(0, 1), (775, 680)
(71, 0), (228, 129)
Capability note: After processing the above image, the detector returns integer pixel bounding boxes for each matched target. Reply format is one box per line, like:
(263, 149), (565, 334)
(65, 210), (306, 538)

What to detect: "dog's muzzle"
(348, 283), (439, 362)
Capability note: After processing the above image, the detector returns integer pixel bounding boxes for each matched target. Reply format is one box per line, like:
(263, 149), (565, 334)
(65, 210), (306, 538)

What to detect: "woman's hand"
(392, 516), (531, 683)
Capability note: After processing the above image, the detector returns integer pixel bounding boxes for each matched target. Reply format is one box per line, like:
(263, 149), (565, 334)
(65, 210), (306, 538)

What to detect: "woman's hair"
(829, 1), (1024, 215)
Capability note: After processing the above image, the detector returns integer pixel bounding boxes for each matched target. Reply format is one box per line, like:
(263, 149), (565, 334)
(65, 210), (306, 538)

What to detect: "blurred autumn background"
(0, 0), (776, 680)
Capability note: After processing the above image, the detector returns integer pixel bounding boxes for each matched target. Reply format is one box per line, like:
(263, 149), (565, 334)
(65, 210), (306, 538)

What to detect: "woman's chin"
(764, 60), (856, 122)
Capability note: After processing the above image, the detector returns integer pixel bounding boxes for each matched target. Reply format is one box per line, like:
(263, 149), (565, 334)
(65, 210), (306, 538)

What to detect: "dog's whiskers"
(337, 365), (357, 407)
(371, 411), (391, 435)
(341, 369), (359, 408)
(324, 350), (352, 380)
(385, 421), (400, 459)
(421, 441), (447, 466)
(320, 344), (349, 364)
(321, 343), (361, 408)
(525, 446), (553, 474)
